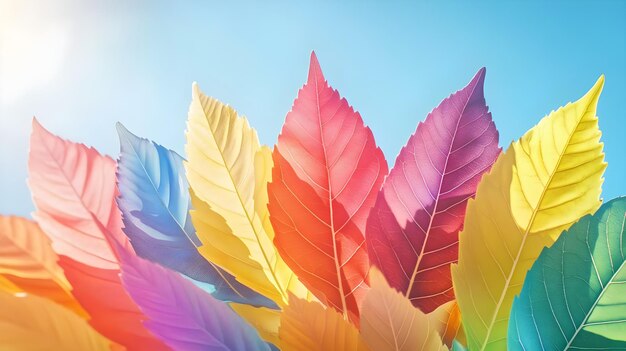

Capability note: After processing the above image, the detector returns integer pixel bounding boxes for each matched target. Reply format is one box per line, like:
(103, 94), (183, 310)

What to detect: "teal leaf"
(508, 197), (626, 350)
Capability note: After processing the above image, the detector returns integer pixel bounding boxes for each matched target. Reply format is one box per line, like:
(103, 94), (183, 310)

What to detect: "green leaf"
(508, 197), (626, 350)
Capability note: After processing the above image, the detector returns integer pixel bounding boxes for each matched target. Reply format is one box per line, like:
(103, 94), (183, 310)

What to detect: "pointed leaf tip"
(115, 121), (128, 136)
(30, 118), (55, 143)
(591, 74), (605, 93)
(475, 67), (486, 82)
(192, 81), (200, 97)
(307, 51), (324, 84)
(31, 117), (45, 133)
(466, 67), (486, 94)
(115, 122), (139, 149)
(578, 74), (605, 108)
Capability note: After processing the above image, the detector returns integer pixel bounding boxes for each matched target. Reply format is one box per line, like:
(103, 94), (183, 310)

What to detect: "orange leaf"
(429, 301), (466, 348)
(0, 290), (114, 350)
(0, 215), (87, 317)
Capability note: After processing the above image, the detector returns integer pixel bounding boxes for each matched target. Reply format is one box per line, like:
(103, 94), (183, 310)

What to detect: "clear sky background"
(1, 0), (625, 216)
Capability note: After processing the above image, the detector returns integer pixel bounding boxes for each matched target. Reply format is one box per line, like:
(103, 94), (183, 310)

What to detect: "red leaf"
(366, 68), (500, 312)
(61, 256), (168, 350)
(268, 53), (388, 323)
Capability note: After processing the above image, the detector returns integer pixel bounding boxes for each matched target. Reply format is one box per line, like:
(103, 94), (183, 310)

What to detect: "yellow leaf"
(185, 83), (309, 305)
(279, 294), (368, 351)
(0, 291), (112, 350)
(230, 303), (281, 348)
(0, 216), (87, 317)
(451, 76), (607, 351)
(360, 269), (448, 351)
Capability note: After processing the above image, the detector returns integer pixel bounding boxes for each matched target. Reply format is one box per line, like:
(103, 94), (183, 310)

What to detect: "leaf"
(452, 341), (467, 351)
(28, 119), (168, 350)
(279, 294), (368, 351)
(360, 269), (448, 351)
(0, 215), (86, 316)
(367, 68), (500, 313)
(0, 275), (21, 294)
(60, 256), (168, 350)
(508, 197), (626, 350)
(268, 52), (388, 322)
(185, 83), (308, 305)
(230, 304), (281, 348)
(28, 119), (127, 269)
(0, 290), (112, 350)
(451, 76), (607, 351)
(119, 246), (271, 351)
(429, 301), (466, 348)
(116, 123), (276, 308)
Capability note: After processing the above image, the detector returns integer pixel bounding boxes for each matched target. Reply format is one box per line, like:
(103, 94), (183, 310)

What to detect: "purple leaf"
(366, 68), (500, 312)
(119, 247), (271, 351)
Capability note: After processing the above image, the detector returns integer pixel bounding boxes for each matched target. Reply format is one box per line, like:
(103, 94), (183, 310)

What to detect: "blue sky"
(1, 0), (625, 216)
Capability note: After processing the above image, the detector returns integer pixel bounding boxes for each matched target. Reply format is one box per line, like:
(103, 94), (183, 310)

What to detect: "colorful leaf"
(269, 52), (388, 322)
(429, 301), (466, 348)
(451, 76), (607, 351)
(119, 245), (271, 351)
(230, 304), (282, 348)
(509, 197), (626, 350)
(360, 269), (448, 351)
(279, 294), (368, 351)
(28, 119), (127, 269)
(0, 275), (21, 293)
(0, 215), (86, 316)
(452, 341), (467, 351)
(0, 290), (112, 350)
(185, 83), (308, 305)
(28, 119), (168, 350)
(367, 68), (500, 313)
(116, 123), (275, 308)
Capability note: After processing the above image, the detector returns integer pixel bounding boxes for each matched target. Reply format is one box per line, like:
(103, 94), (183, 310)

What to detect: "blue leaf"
(116, 123), (276, 309)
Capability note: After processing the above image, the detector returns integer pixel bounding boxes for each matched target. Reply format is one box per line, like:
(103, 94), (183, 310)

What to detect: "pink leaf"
(28, 119), (168, 350)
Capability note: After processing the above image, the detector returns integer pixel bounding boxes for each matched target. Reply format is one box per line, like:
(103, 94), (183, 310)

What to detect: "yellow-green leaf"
(185, 83), (310, 306)
(451, 76), (607, 351)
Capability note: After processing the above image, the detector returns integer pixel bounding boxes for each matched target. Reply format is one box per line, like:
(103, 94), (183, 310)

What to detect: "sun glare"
(0, 1), (69, 106)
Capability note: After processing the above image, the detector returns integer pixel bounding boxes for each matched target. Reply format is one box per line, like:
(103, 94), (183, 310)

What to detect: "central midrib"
(564, 214), (626, 350)
(405, 82), (480, 300)
(312, 71), (349, 319)
(200, 101), (287, 303)
(127, 133), (249, 300)
(38, 135), (120, 267)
